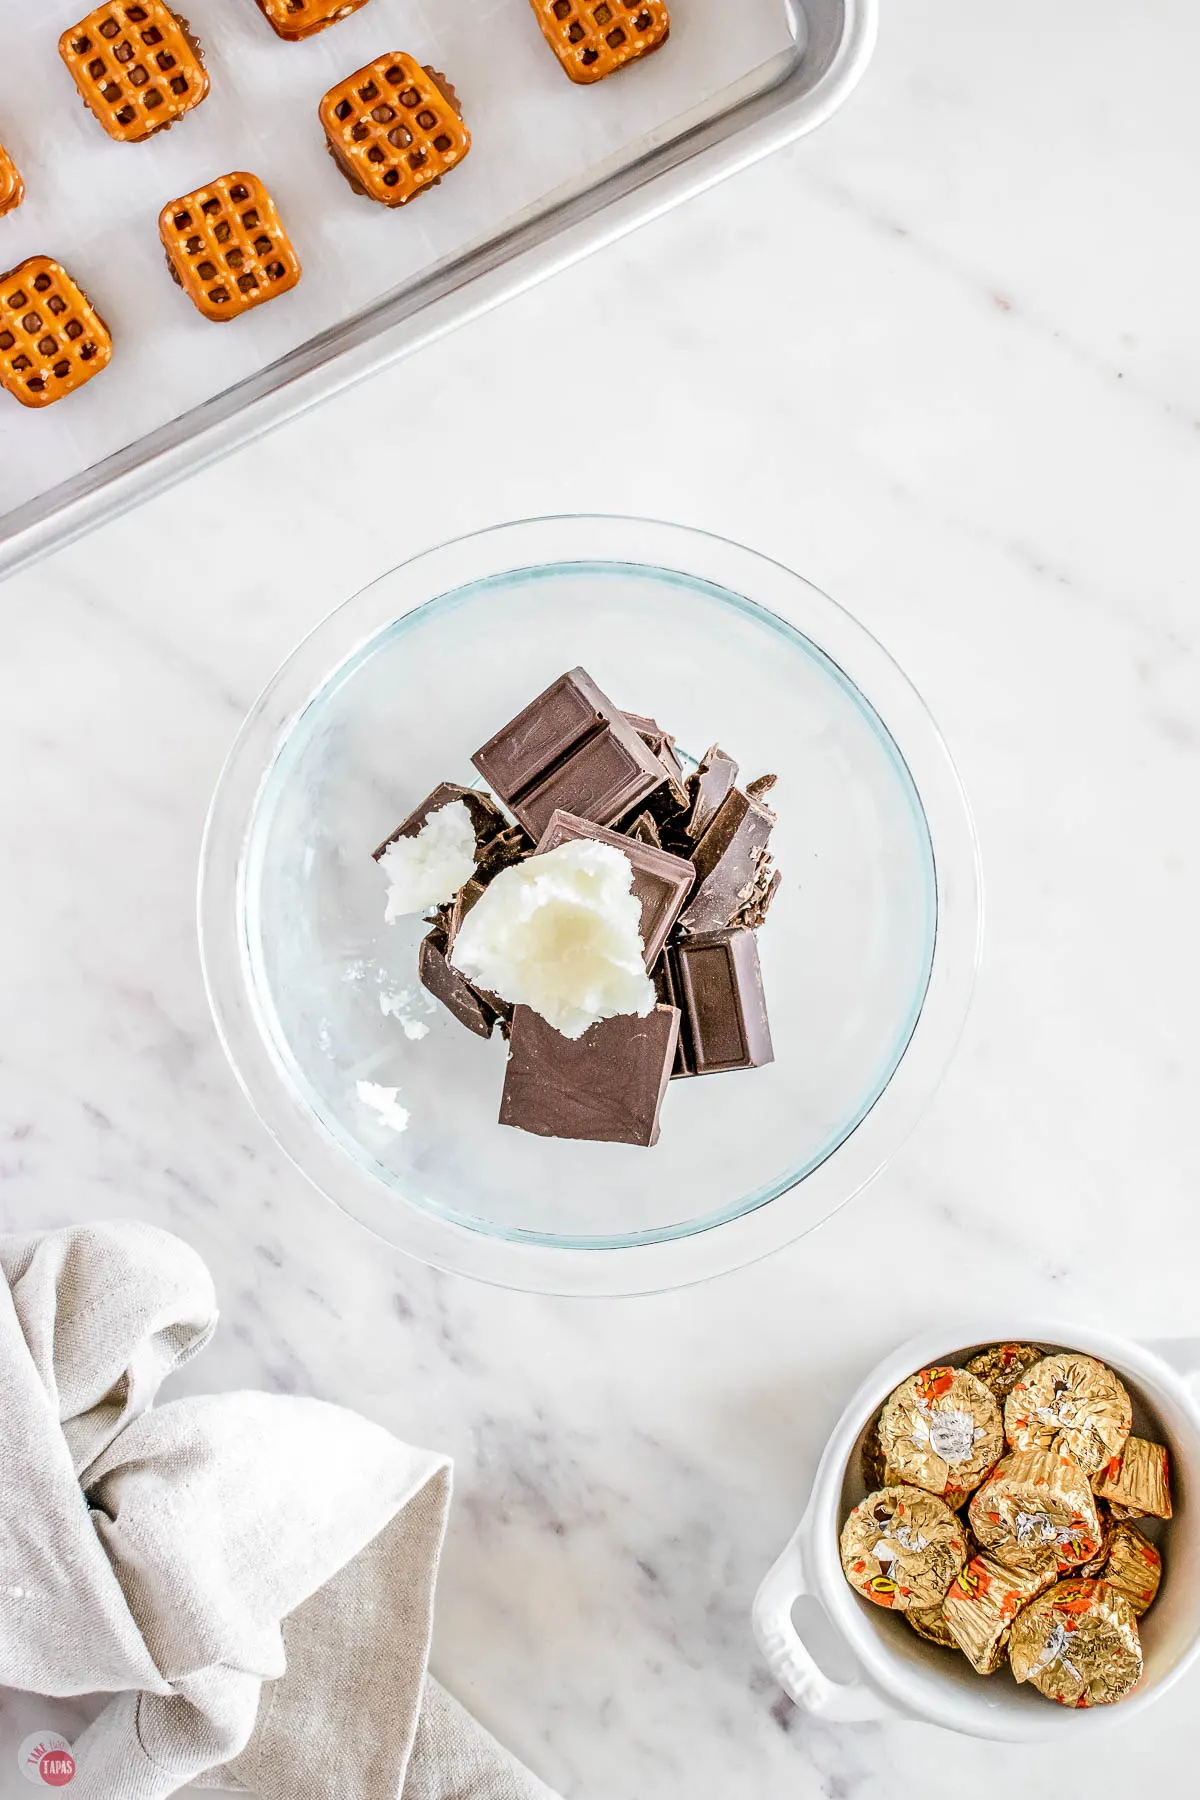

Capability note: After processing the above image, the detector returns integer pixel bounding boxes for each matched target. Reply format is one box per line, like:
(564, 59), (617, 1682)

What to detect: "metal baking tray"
(0, 0), (875, 579)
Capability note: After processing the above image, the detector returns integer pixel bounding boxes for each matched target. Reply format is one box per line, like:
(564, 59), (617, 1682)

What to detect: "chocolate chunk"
(418, 929), (504, 1038)
(536, 809), (694, 967)
(652, 946), (692, 1077)
(663, 929), (773, 1075)
(373, 781), (507, 862)
(683, 745), (739, 843)
(472, 668), (668, 839)
(499, 1004), (680, 1146)
(679, 787), (774, 935)
(627, 810), (663, 849)
(623, 711), (686, 799)
(734, 863), (782, 930)
(746, 773), (778, 800)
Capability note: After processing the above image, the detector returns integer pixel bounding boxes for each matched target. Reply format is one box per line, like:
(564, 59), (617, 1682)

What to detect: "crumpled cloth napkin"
(0, 1221), (558, 1800)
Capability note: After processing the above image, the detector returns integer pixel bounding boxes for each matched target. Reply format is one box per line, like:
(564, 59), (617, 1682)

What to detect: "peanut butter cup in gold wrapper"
(907, 1601), (957, 1649)
(1092, 1435), (1172, 1519)
(969, 1450), (1102, 1570)
(878, 1367), (1004, 1507)
(965, 1342), (1045, 1405)
(1009, 1579), (1143, 1706)
(1074, 1501), (1114, 1578)
(942, 1550), (1059, 1674)
(1004, 1353), (1132, 1478)
(861, 1412), (903, 1492)
(840, 1486), (967, 1612)
(1102, 1521), (1162, 1616)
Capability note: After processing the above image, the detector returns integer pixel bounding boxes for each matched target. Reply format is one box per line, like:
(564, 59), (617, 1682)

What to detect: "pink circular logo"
(16, 1733), (75, 1787)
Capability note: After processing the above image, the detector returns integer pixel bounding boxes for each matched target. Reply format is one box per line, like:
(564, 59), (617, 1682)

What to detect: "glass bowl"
(199, 517), (981, 1295)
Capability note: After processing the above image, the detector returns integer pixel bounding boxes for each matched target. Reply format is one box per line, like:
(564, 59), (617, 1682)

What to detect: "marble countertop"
(2, 1), (1198, 1794)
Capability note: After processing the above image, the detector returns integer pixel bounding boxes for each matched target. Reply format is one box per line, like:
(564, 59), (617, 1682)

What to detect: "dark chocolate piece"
(499, 1004), (680, 1147)
(746, 773), (778, 800)
(667, 929), (773, 1075)
(734, 864), (782, 930)
(535, 809), (694, 967)
(373, 781), (506, 863)
(679, 787), (775, 935)
(623, 712), (686, 800)
(472, 668), (667, 839)
(627, 811), (663, 849)
(652, 946), (693, 1077)
(418, 929), (504, 1039)
(683, 745), (739, 844)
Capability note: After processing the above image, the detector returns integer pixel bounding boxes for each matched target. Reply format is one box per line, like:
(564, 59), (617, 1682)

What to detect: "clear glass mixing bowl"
(199, 517), (981, 1295)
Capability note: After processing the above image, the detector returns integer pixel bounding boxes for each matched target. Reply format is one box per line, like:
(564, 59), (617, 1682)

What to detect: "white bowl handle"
(753, 1528), (899, 1722)
(1142, 1337), (1200, 1383)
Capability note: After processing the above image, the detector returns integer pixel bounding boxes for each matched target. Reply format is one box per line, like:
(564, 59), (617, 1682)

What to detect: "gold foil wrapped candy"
(1102, 1522), (1163, 1616)
(1074, 1501), (1114, 1579)
(965, 1342), (1045, 1405)
(878, 1366), (1004, 1506)
(1004, 1353), (1132, 1478)
(942, 1550), (1059, 1674)
(907, 1601), (957, 1649)
(1009, 1579), (1143, 1707)
(969, 1450), (1102, 1570)
(860, 1412), (902, 1492)
(840, 1486), (967, 1612)
(1092, 1436), (1172, 1519)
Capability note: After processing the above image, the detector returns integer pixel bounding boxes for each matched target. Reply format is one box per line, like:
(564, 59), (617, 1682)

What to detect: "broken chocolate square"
(373, 780), (507, 862)
(679, 786), (775, 935)
(499, 1003), (681, 1146)
(535, 808), (694, 967)
(418, 928), (507, 1039)
(656, 929), (773, 1076)
(682, 744), (739, 844)
(472, 668), (669, 839)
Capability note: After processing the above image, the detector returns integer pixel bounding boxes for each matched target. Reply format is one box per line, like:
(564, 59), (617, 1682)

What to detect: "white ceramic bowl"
(753, 1321), (1200, 1740)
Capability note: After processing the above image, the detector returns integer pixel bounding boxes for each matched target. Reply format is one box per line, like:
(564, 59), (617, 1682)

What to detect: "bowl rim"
(198, 513), (983, 1296)
(795, 1320), (1200, 1737)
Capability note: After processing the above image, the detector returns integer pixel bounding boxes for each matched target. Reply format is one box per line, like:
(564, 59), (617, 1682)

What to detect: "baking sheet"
(0, 0), (794, 511)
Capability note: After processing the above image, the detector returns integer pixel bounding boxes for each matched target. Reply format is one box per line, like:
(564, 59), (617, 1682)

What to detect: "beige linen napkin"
(0, 1221), (557, 1800)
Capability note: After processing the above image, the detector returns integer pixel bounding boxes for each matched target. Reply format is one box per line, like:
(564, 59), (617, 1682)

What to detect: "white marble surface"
(2, 1), (1199, 1794)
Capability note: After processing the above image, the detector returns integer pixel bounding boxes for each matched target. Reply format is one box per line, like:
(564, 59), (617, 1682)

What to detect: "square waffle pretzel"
(159, 172), (301, 322)
(59, 2), (209, 144)
(529, 0), (670, 83)
(0, 257), (112, 409)
(319, 56), (470, 207)
(0, 144), (24, 218)
(254, 0), (371, 43)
